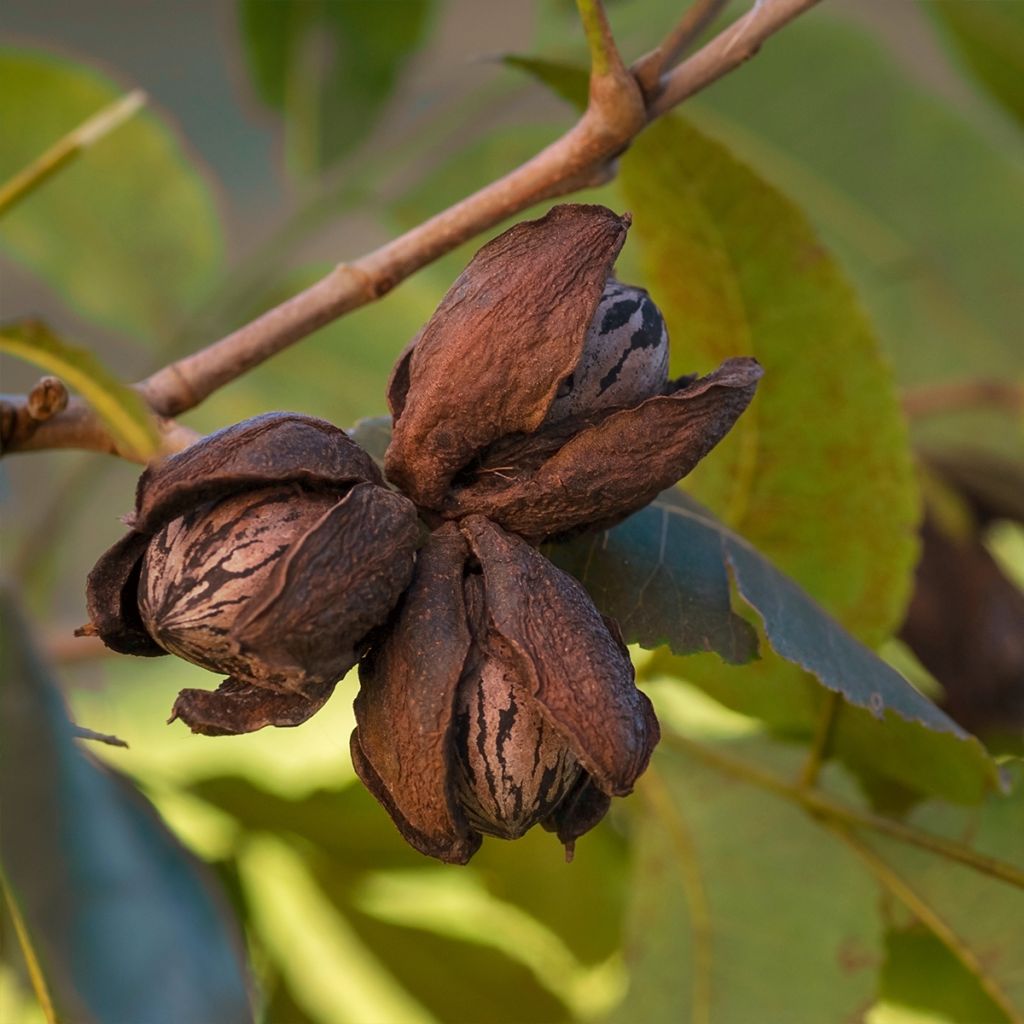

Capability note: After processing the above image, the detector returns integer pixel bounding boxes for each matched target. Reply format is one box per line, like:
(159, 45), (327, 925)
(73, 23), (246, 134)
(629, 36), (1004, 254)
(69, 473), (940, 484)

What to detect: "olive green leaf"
(928, 0), (1024, 130)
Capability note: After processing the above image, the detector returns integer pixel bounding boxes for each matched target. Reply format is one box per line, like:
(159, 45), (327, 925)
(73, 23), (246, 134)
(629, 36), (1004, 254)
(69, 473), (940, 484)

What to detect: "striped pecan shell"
(351, 516), (659, 864)
(83, 413), (420, 735)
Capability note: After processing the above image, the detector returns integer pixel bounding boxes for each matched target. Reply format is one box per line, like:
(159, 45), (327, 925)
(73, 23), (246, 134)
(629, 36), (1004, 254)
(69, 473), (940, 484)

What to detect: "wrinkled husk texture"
(83, 413), (420, 734)
(352, 517), (659, 864)
(385, 204), (762, 543)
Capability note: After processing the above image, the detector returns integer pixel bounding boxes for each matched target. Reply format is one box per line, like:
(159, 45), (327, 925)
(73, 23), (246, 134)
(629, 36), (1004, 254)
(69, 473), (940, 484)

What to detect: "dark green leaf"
(239, 0), (434, 176)
(0, 591), (252, 1024)
(616, 738), (882, 1024)
(876, 924), (1010, 1024)
(0, 49), (223, 341)
(551, 491), (999, 803)
(547, 501), (757, 664)
(929, 0), (1024, 129)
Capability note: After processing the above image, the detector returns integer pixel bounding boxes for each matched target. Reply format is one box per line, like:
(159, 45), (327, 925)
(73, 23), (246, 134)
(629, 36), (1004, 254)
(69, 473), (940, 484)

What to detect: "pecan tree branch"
(632, 0), (730, 101)
(6, 0), (824, 457)
(649, 0), (824, 116)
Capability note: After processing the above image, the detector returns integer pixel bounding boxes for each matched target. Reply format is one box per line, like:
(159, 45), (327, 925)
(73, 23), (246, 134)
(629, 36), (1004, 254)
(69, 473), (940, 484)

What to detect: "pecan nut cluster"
(83, 203), (761, 862)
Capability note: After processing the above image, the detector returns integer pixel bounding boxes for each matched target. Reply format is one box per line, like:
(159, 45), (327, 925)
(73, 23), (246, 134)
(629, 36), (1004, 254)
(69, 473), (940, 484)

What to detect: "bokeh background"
(2, 2), (1022, 1022)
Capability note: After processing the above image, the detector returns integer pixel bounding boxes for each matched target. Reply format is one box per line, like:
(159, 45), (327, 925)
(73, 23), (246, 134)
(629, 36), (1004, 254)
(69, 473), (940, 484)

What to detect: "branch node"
(26, 375), (69, 422)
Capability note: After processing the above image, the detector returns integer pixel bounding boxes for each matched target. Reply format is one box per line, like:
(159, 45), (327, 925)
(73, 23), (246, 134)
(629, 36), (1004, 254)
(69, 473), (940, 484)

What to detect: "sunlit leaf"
(855, 762), (1024, 1021)
(239, 0), (435, 177)
(0, 591), (251, 1024)
(191, 776), (611, 1022)
(0, 49), (223, 341)
(615, 737), (883, 1024)
(620, 114), (919, 646)
(928, 0), (1024, 129)
(687, 12), (1024, 456)
(0, 319), (159, 459)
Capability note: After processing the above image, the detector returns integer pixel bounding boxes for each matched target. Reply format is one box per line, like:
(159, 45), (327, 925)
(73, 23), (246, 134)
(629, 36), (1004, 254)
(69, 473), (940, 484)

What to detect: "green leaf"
(239, 0), (434, 177)
(501, 54), (588, 109)
(0, 591), (251, 1024)
(191, 775), (622, 1022)
(0, 319), (159, 459)
(687, 13), (1024, 456)
(874, 924), (1010, 1024)
(928, 0), (1024, 130)
(547, 499), (758, 664)
(615, 737), (883, 1024)
(551, 491), (999, 803)
(855, 762), (1024, 1022)
(620, 114), (919, 646)
(0, 49), (223, 342)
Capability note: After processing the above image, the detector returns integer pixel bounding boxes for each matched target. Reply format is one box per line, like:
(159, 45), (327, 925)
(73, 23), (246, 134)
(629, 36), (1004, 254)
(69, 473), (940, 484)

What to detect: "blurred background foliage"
(1, 1), (1022, 1022)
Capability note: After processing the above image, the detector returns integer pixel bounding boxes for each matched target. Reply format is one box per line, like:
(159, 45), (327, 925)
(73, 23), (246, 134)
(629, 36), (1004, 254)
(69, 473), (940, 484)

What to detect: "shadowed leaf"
(0, 591), (252, 1024)
(550, 491), (1000, 803)
(928, 0), (1024, 129)
(240, 0), (434, 176)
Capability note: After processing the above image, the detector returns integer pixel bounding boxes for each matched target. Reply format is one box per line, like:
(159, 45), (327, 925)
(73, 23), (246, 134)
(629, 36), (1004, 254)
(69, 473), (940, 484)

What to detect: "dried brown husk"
(83, 413), (420, 734)
(385, 205), (630, 508)
(445, 357), (763, 542)
(383, 203), (762, 541)
(352, 516), (659, 864)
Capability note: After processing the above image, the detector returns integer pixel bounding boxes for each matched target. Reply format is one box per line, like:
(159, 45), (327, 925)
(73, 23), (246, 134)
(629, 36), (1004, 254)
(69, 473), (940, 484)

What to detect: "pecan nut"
(384, 203), (763, 542)
(351, 516), (659, 864)
(83, 413), (420, 734)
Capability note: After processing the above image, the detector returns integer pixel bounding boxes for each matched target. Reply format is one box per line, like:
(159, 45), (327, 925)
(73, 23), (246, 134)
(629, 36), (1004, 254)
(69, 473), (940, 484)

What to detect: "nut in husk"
(83, 413), (420, 735)
(351, 516), (659, 864)
(385, 203), (763, 542)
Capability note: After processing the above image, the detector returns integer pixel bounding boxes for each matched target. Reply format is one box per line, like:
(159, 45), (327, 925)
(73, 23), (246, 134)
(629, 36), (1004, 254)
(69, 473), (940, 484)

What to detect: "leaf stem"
(0, 90), (146, 217)
(667, 731), (1024, 890)
(1, 876), (57, 1024)
(797, 690), (841, 789)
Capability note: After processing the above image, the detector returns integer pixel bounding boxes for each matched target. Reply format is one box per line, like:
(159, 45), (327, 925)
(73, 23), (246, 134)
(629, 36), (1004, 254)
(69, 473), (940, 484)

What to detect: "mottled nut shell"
(354, 516), (659, 863)
(86, 412), (389, 658)
(132, 412), (382, 534)
(462, 516), (660, 796)
(444, 357), (763, 543)
(385, 204), (629, 508)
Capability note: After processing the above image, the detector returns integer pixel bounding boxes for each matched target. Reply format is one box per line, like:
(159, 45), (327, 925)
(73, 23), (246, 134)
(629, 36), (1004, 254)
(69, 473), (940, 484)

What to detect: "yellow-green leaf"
(0, 49), (223, 342)
(1, 320), (159, 459)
